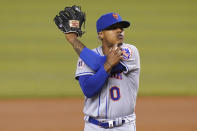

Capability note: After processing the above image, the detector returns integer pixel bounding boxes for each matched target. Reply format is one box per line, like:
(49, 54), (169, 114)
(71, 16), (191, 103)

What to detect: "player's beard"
(117, 34), (124, 44)
(118, 43), (123, 47)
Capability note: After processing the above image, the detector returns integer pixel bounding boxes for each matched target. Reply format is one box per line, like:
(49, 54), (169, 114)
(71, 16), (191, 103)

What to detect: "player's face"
(101, 24), (125, 46)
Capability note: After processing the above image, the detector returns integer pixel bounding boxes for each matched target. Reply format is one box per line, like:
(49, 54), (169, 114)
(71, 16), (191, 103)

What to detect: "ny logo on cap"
(112, 13), (118, 19)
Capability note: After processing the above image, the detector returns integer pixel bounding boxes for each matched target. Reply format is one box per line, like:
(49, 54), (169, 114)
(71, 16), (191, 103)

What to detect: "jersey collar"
(96, 46), (104, 56)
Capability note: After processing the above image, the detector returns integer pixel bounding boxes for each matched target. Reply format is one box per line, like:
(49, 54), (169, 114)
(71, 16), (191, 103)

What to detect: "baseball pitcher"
(54, 5), (140, 131)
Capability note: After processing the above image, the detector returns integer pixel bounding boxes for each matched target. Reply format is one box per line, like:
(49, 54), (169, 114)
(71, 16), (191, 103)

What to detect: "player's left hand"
(53, 5), (86, 37)
(65, 33), (78, 43)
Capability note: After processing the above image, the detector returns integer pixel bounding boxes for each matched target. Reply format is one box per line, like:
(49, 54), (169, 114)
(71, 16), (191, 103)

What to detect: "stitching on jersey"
(105, 94), (108, 119)
(98, 92), (101, 117)
(76, 72), (94, 76)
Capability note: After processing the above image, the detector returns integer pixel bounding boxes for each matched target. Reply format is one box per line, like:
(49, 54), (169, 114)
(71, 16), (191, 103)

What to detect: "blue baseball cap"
(96, 13), (130, 32)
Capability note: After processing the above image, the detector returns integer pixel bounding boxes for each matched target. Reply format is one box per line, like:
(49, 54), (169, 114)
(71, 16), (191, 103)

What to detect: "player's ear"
(98, 32), (103, 40)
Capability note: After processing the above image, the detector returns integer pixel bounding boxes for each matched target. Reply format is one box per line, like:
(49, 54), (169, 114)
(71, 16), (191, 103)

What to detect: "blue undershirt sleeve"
(80, 47), (106, 72)
(111, 62), (127, 74)
(80, 47), (126, 74)
(78, 65), (109, 98)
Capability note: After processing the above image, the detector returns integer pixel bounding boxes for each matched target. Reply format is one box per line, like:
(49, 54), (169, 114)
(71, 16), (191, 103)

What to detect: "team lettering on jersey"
(110, 73), (122, 80)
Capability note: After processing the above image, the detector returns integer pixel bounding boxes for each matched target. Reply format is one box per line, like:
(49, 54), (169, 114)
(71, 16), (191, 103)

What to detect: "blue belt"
(88, 117), (125, 129)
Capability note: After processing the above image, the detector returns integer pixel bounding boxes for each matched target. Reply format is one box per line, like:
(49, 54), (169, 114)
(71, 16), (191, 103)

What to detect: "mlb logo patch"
(121, 46), (132, 61)
(78, 60), (84, 69)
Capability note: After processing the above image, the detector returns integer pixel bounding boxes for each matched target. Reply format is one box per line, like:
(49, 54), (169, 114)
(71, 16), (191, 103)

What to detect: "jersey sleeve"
(75, 57), (95, 80)
(120, 44), (140, 74)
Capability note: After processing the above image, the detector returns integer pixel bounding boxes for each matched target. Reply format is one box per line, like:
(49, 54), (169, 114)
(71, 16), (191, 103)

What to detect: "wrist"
(104, 62), (112, 73)
(65, 33), (78, 43)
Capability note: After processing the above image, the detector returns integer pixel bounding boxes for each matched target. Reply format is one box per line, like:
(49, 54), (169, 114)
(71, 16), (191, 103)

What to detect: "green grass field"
(0, 0), (197, 98)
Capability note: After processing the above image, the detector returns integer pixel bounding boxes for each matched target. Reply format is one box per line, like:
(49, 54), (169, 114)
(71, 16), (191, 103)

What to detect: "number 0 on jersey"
(110, 86), (121, 101)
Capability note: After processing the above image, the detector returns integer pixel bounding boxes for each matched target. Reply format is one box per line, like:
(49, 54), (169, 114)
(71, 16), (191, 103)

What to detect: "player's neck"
(102, 42), (123, 55)
(102, 44), (111, 55)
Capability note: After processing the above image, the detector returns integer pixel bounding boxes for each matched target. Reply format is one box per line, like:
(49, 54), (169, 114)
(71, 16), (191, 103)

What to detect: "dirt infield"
(0, 97), (196, 131)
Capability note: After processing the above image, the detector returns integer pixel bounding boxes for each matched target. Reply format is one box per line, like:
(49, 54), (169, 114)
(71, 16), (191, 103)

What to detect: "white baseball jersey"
(75, 43), (140, 119)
